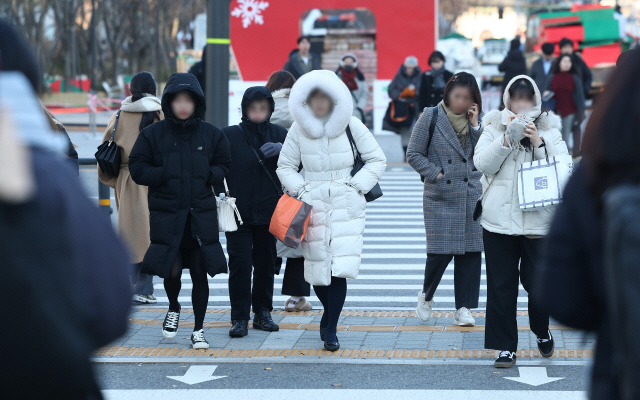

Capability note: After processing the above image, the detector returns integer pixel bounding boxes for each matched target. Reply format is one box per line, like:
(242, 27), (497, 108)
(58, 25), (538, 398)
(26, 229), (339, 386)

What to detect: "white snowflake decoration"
(231, 0), (269, 28)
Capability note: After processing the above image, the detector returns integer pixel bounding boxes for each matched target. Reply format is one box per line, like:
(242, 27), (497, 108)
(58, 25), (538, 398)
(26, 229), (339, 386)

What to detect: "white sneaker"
(454, 307), (475, 326)
(191, 329), (209, 349)
(415, 290), (433, 322)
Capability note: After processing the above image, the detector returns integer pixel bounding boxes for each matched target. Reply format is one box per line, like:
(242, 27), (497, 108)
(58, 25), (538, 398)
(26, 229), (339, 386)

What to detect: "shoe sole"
(162, 330), (178, 339)
(415, 307), (432, 322)
(494, 359), (517, 368)
(253, 324), (280, 332)
(192, 343), (210, 349)
(133, 297), (157, 304)
(324, 344), (340, 352)
(453, 319), (475, 327)
(229, 331), (248, 338)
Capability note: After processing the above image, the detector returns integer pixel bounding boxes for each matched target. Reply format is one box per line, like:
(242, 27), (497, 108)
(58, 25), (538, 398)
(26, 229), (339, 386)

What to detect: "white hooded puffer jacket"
(277, 70), (386, 286)
(473, 75), (568, 236)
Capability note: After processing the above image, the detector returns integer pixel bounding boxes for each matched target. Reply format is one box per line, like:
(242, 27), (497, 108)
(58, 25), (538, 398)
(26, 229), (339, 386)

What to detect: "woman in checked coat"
(407, 72), (484, 327)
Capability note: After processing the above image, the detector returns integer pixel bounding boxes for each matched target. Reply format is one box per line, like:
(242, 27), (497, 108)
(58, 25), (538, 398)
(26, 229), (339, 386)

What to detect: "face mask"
(343, 65), (354, 73)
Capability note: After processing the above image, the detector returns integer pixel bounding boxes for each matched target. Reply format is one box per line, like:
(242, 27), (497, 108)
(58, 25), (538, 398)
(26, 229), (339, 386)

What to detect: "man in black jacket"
(528, 42), (555, 92)
(499, 37), (527, 99)
(222, 87), (287, 338)
(559, 37), (592, 97)
(283, 36), (322, 79)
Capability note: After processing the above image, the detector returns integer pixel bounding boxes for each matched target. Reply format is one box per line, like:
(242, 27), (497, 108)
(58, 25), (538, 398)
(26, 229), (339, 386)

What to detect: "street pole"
(205, 0), (230, 126)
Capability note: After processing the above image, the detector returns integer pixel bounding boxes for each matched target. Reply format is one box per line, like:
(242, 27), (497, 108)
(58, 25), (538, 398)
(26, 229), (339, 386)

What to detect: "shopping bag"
(216, 179), (242, 232)
(517, 154), (574, 210)
(269, 193), (312, 248)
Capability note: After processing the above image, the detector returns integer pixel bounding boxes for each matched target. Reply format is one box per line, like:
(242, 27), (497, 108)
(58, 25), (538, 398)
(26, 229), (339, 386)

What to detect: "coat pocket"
(345, 184), (366, 220)
(149, 192), (178, 212)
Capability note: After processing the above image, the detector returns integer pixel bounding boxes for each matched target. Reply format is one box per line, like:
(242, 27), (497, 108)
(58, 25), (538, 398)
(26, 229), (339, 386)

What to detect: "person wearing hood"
(98, 71), (163, 305)
(336, 53), (369, 123)
(474, 75), (568, 368)
(129, 72), (232, 350)
(388, 55), (422, 154)
(498, 38), (527, 101)
(418, 51), (454, 112)
(407, 72), (484, 329)
(267, 70), (296, 130)
(222, 86), (288, 337)
(189, 45), (207, 92)
(283, 36), (322, 80)
(277, 70), (387, 352)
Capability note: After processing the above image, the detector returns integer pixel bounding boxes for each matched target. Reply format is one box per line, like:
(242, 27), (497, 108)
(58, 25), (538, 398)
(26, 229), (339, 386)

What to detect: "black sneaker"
(191, 329), (209, 349)
(162, 309), (180, 339)
(494, 351), (517, 368)
(229, 320), (249, 337)
(537, 330), (555, 358)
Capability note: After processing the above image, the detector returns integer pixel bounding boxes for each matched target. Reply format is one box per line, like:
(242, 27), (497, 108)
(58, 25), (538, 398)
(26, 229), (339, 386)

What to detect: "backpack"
(602, 184), (640, 400)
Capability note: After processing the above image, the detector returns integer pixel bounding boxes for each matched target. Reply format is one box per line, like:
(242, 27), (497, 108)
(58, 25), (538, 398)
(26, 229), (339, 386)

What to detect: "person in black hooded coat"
(129, 72), (231, 349)
(222, 86), (288, 338)
(499, 37), (527, 99)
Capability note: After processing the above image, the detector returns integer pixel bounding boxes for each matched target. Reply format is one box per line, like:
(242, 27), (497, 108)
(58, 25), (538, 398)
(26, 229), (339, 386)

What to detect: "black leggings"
(313, 276), (347, 343)
(164, 247), (209, 331)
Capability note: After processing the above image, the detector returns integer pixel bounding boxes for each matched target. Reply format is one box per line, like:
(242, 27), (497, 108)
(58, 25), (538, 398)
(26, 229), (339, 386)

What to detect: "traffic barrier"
(79, 158), (112, 217)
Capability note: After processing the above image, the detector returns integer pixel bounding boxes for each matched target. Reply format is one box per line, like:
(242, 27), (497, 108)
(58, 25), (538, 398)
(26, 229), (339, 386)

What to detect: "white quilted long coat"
(277, 70), (387, 286)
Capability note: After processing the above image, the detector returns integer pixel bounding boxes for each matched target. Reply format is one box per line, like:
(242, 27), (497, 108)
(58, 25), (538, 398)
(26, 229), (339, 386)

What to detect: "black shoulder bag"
(237, 124), (283, 196)
(95, 110), (122, 176)
(419, 106), (439, 183)
(345, 125), (383, 202)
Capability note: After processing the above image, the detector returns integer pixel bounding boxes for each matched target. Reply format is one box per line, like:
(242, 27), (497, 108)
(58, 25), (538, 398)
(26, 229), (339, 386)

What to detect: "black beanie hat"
(559, 38), (573, 49)
(541, 43), (555, 56)
(0, 19), (41, 94)
(130, 71), (157, 101)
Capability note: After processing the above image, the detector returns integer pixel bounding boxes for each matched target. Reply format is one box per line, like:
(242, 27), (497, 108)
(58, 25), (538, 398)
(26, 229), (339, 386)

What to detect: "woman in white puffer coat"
(474, 75), (568, 368)
(277, 70), (386, 351)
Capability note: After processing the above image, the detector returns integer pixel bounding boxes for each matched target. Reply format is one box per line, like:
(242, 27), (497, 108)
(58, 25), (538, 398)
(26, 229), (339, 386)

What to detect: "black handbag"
(345, 125), (383, 202)
(383, 99), (415, 130)
(95, 110), (122, 176)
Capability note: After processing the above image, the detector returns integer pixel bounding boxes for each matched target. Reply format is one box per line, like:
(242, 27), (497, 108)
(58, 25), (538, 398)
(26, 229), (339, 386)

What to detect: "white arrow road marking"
(504, 367), (564, 387)
(167, 366), (227, 385)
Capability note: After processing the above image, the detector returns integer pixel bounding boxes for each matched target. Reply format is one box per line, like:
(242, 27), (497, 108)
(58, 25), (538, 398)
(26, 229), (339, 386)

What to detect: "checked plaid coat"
(407, 103), (484, 255)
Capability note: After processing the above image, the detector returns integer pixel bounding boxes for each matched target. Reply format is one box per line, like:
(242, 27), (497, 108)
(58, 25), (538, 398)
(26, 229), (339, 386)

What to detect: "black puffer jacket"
(222, 87), (287, 225)
(498, 49), (527, 92)
(129, 73), (232, 278)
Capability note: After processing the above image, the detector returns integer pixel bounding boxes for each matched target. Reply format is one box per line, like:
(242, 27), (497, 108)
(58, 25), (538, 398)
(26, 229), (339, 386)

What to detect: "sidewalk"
(96, 308), (595, 362)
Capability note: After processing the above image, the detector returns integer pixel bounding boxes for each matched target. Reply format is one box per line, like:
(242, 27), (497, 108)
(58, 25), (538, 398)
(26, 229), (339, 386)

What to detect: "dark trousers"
(281, 257), (310, 296)
(483, 229), (549, 352)
(226, 224), (277, 321)
(423, 252), (481, 309)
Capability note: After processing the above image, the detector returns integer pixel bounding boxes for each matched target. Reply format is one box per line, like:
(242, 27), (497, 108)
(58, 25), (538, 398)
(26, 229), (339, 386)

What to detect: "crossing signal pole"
(205, 0), (231, 127)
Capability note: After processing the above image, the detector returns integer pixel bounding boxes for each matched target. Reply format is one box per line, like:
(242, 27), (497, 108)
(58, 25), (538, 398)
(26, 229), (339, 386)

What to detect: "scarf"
(432, 67), (446, 90)
(339, 68), (359, 91)
(500, 103), (542, 155)
(120, 94), (162, 113)
(440, 101), (469, 147)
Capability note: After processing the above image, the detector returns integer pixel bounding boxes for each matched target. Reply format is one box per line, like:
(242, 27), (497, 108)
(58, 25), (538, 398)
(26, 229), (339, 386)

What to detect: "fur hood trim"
(120, 95), (162, 113)
(484, 109), (561, 132)
(271, 88), (290, 99)
(289, 70), (353, 139)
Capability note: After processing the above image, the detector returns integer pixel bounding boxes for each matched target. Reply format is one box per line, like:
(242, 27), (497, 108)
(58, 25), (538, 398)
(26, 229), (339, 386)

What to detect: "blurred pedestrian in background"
(559, 37), (592, 97)
(266, 70), (313, 312)
(528, 42), (555, 97)
(223, 87), (287, 337)
(283, 36), (322, 79)
(474, 75), (568, 368)
(407, 72), (483, 327)
(129, 73), (231, 350)
(418, 51), (453, 112)
(498, 37), (527, 103)
(543, 54), (585, 155)
(278, 70), (386, 352)
(536, 49), (640, 400)
(0, 20), (131, 398)
(98, 71), (163, 305)
(41, 105), (79, 173)
(336, 53), (369, 123)
(388, 55), (422, 155)
(188, 45), (207, 91)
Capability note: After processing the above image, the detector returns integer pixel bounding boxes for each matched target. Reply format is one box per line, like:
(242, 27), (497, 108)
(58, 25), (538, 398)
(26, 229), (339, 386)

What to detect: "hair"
(41, 102), (63, 132)
(582, 49), (640, 198)
(551, 53), (578, 75)
(129, 71), (159, 132)
(265, 70), (296, 92)
(559, 37), (573, 50)
(297, 36), (310, 45)
(510, 37), (521, 51)
(0, 19), (41, 94)
(508, 78), (536, 102)
(442, 72), (482, 115)
(541, 42), (555, 56)
(428, 51), (445, 66)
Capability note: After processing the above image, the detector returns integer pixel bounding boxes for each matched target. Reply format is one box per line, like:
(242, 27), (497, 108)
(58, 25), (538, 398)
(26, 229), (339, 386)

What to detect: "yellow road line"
(138, 309), (529, 318)
(96, 346), (592, 359)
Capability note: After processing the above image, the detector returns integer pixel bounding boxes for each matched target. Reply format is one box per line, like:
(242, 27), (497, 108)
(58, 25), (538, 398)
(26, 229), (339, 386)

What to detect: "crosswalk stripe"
(154, 283), (506, 290)
(152, 295), (529, 303)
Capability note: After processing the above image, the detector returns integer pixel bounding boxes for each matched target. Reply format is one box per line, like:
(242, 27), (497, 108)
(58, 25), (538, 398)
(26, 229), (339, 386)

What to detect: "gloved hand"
(260, 142), (283, 158)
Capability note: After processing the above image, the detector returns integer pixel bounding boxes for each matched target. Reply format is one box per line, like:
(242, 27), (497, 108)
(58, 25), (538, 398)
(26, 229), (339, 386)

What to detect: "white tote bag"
(517, 154), (574, 211)
(216, 179), (243, 232)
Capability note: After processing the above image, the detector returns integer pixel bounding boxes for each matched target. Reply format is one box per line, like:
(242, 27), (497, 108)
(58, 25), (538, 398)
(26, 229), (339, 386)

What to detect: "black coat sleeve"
(418, 74), (428, 111)
(129, 127), (165, 187)
(209, 128), (232, 193)
(579, 57), (592, 95)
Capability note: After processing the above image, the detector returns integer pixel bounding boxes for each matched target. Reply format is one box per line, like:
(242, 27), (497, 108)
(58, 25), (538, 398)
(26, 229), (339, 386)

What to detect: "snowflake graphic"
(231, 0), (269, 28)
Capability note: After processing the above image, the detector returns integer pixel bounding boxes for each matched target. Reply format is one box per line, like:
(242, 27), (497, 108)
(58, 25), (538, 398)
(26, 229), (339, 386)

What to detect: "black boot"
(229, 320), (249, 337)
(324, 338), (340, 352)
(253, 308), (280, 331)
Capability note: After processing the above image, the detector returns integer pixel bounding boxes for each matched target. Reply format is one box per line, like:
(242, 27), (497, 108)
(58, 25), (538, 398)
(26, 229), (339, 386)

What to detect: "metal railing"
(79, 158), (112, 216)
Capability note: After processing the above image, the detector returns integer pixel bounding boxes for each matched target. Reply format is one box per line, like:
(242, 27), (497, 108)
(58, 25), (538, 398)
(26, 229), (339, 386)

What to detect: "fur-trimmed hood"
(289, 70), (353, 139)
(120, 95), (161, 113)
(484, 108), (561, 132)
(271, 88), (290, 99)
